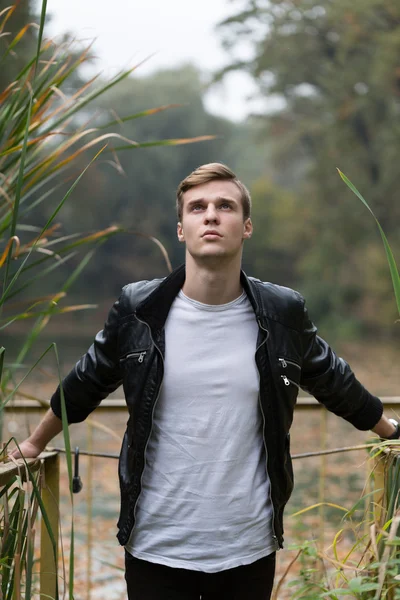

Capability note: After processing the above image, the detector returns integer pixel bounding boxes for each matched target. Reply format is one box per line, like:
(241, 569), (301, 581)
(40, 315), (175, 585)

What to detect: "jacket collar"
(135, 263), (263, 331)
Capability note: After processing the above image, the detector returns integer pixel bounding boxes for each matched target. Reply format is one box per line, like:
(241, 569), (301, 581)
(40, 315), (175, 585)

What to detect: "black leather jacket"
(51, 264), (383, 548)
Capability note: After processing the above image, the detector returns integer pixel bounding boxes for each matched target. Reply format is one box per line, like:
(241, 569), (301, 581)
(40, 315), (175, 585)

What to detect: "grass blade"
(97, 103), (182, 130)
(1, 96), (33, 295)
(337, 169), (400, 317)
(0, 346), (4, 384)
(5, 251), (77, 302)
(0, 145), (107, 306)
(53, 343), (75, 600)
(112, 134), (216, 151)
(34, 0), (48, 76)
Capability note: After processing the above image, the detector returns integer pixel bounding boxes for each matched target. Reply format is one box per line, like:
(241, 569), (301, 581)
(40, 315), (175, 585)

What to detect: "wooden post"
(364, 456), (372, 538)
(373, 453), (386, 528)
(86, 423), (93, 600)
(318, 410), (328, 550)
(40, 453), (60, 600)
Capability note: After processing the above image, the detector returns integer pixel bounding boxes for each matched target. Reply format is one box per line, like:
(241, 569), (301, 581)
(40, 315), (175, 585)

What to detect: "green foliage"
(0, 1), (38, 90)
(0, 443), (58, 600)
(277, 444), (400, 599)
(0, 4), (215, 372)
(217, 0), (400, 335)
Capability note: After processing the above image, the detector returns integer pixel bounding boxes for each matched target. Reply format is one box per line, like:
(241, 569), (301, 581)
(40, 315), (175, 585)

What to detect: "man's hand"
(7, 408), (63, 461)
(8, 439), (45, 460)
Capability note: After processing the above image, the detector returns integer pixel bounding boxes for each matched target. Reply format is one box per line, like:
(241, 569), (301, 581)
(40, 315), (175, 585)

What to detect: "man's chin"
(191, 249), (226, 260)
(187, 248), (240, 266)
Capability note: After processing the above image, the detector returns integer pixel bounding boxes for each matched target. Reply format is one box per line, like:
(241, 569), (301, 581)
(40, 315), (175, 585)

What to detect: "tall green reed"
(337, 169), (400, 319)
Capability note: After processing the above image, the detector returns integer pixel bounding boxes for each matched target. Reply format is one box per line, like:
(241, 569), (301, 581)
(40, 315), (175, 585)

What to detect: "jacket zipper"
(279, 357), (301, 389)
(281, 375), (300, 389)
(256, 319), (278, 546)
(132, 315), (164, 529)
(278, 357), (300, 369)
(121, 351), (147, 363)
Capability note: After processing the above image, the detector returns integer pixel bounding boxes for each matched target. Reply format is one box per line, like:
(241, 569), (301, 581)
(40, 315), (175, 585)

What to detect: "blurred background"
(2, 0), (399, 378)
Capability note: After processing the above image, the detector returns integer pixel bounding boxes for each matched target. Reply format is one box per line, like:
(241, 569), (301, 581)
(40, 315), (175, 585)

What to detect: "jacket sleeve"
(299, 299), (383, 431)
(50, 293), (124, 424)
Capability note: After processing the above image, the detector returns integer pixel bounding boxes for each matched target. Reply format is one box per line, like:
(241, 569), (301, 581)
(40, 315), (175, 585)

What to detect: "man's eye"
(192, 204), (203, 211)
(220, 203), (231, 209)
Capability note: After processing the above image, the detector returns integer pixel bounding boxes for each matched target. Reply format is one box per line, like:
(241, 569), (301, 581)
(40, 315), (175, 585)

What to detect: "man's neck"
(182, 255), (243, 305)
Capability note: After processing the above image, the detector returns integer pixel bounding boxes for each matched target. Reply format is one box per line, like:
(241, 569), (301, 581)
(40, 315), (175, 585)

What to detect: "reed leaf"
(5, 444), (59, 600)
(386, 458), (400, 521)
(97, 103), (182, 129)
(2, 95), (33, 293)
(291, 502), (348, 518)
(338, 169), (400, 317)
(0, 6), (16, 30)
(2, 343), (60, 408)
(39, 66), (137, 137)
(0, 303), (96, 331)
(342, 488), (381, 520)
(4, 252), (76, 301)
(0, 477), (16, 501)
(0, 145), (106, 306)
(113, 134), (216, 151)
(0, 346), (4, 382)
(1, 244), (97, 383)
(35, 1), (48, 76)
(54, 342), (74, 600)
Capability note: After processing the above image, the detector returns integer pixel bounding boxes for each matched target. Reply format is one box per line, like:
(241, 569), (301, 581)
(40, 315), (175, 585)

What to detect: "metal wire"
(49, 442), (382, 461)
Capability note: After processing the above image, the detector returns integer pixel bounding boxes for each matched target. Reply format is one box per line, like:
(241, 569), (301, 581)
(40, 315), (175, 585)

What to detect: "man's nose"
(204, 204), (219, 222)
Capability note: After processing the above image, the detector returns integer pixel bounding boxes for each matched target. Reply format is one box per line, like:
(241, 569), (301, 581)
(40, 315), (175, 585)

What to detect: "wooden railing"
(1, 397), (399, 598)
(0, 451), (59, 600)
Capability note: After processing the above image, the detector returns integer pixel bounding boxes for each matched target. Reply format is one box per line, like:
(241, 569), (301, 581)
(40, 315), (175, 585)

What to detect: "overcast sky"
(42, 0), (262, 121)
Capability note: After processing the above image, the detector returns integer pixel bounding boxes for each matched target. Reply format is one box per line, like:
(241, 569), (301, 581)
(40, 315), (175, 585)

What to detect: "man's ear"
(242, 217), (253, 240)
(177, 222), (185, 243)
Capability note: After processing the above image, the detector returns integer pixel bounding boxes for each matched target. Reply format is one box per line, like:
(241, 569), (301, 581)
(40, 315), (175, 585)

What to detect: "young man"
(11, 163), (400, 599)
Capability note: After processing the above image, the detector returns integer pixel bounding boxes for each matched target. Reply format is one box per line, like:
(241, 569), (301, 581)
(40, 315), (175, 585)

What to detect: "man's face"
(177, 180), (252, 262)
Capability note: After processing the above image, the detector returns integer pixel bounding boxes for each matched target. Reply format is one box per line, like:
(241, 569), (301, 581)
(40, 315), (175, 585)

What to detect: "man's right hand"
(8, 439), (44, 460)
(7, 408), (63, 461)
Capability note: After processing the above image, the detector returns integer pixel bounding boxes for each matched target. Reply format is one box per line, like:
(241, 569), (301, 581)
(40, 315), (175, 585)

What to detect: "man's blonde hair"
(176, 163), (251, 221)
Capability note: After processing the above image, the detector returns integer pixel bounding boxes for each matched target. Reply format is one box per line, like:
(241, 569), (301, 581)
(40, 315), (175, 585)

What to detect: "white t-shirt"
(125, 290), (277, 572)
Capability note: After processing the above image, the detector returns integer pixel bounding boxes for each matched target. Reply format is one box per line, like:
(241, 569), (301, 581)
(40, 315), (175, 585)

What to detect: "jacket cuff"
(345, 393), (384, 431)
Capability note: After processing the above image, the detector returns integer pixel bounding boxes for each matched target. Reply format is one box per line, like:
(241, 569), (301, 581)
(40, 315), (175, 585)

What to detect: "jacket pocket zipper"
(281, 375), (300, 389)
(279, 357), (301, 389)
(278, 357), (300, 369)
(120, 351), (147, 363)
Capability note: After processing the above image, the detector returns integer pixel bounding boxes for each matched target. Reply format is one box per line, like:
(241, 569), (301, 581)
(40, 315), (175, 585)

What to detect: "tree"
(217, 0), (400, 336)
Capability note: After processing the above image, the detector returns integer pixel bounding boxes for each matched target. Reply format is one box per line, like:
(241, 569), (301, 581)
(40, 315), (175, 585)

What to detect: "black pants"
(125, 550), (276, 600)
